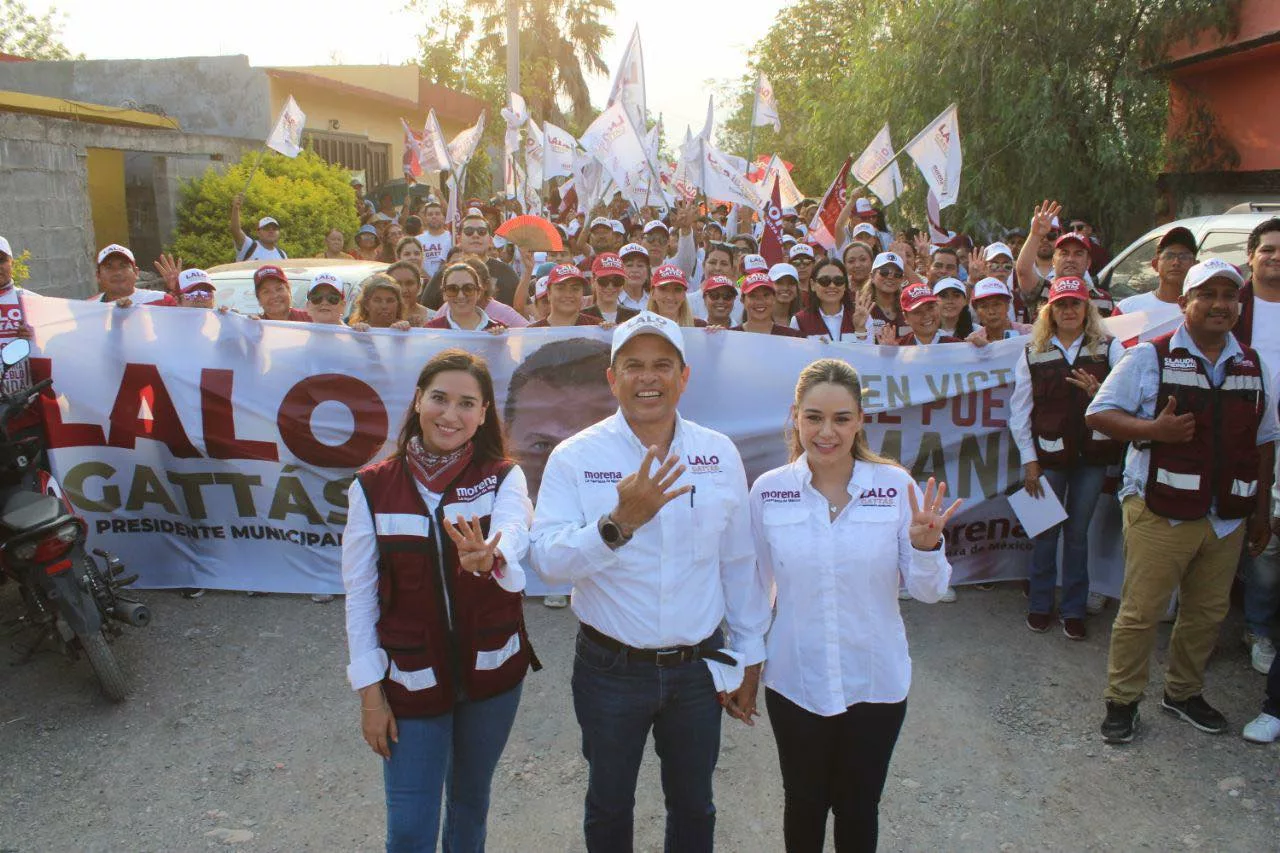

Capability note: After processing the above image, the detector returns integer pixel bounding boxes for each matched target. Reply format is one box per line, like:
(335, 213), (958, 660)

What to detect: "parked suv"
(1099, 203), (1280, 301)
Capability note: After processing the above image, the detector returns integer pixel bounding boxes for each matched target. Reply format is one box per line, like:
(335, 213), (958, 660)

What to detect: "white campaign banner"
(905, 103), (963, 209)
(25, 294), (1130, 598)
(852, 123), (903, 206)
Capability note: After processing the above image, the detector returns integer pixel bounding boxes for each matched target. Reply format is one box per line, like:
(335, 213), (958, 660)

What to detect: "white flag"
(607, 25), (646, 132)
(543, 122), (577, 181)
(420, 108), (453, 173)
(926, 189), (956, 245)
(265, 96), (306, 158)
(761, 154), (805, 210)
(701, 139), (763, 210)
(699, 96), (714, 142)
(524, 120), (545, 197)
(751, 72), (781, 133)
(672, 128), (701, 202)
(502, 93), (529, 199)
(904, 103), (962, 209)
(580, 101), (656, 209)
(851, 124), (903, 206)
(447, 111), (486, 170)
(571, 151), (604, 213)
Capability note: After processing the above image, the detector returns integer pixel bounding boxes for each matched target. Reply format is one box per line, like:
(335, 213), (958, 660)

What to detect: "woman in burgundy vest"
(1009, 278), (1124, 640)
(343, 348), (534, 851)
(791, 258), (866, 341)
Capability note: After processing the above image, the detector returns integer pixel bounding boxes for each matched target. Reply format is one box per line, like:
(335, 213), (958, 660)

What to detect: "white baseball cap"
(610, 310), (686, 362)
(971, 277), (1012, 302)
(983, 242), (1014, 261)
(643, 219), (670, 234)
(769, 263), (799, 282)
(781, 206), (797, 218)
(851, 223), (878, 238)
(96, 244), (135, 266)
(609, 219), (626, 236)
(855, 198), (874, 214)
(619, 242), (649, 259)
(788, 243), (815, 260)
(932, 277), (966, 297)
(177, 268), (214, 291)
(257, 216), (279, 229)
(1183, 258), (1245, 295)
(742, 254), (769, 273)
(589, 216), (613, 231)
(534, 276), (551, 300)
(0, 236), (10, 258)
(308, 271), (345, 297)
(872, 251), (904, 271)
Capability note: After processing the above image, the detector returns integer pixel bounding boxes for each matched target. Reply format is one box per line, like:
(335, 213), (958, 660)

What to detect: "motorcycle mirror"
(1, 339), (31, 366)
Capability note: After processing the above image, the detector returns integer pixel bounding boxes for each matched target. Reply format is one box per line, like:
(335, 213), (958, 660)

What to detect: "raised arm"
(1016, 200), (1060, 299)
(229, 193), (248, 253)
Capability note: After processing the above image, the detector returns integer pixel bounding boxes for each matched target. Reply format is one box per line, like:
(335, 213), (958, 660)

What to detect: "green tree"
(720, 0), (1239, 245)
(171, 150), (360, 268)
(0, 0), (79, 60)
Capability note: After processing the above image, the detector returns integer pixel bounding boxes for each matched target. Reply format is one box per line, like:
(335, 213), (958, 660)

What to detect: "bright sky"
(27, 0), (782, 137)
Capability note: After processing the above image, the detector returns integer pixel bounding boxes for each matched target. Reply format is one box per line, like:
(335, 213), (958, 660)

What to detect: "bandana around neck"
(405, 435), (474, 493)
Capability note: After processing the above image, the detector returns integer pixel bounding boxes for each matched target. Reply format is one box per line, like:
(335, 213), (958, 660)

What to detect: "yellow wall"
(268, 75), (468, 176)
(290, 65), (419, 102)
(86, 148), (128, 249)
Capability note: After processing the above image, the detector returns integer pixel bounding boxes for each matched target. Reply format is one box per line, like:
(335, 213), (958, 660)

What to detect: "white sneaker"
(543, 594), (569, 609)
(310, 593), (335, 604)
(938, 587), (957, 603)
(1086, 592), (1108, 615)
(898, 589), (912, 601)
(1245, 634), (1276, 675)
(1242, 712), (1280, 744)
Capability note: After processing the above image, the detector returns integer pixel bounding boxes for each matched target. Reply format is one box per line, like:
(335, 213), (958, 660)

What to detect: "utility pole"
(506, 0), (520, 94)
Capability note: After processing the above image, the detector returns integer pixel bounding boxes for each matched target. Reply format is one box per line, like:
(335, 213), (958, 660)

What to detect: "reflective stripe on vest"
(1155, 469), (1201, 491)
(374, 513), (432, 538)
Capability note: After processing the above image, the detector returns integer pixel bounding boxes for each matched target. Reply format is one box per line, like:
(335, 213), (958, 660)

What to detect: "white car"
(1099, 203), (1280, 300)
(204, 258), (387, 316)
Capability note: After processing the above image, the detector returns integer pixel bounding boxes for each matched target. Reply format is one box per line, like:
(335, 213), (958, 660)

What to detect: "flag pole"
(241, 146), (266, 195)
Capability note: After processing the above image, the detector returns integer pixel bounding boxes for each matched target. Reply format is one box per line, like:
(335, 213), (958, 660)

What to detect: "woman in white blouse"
(748, 357), (961, 852)
(342, 348), (534, 851)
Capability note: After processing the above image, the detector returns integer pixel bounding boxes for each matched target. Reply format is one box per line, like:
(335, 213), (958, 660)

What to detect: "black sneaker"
(1160, 693), (1227, 734)
(1100, 700), (1139, 743)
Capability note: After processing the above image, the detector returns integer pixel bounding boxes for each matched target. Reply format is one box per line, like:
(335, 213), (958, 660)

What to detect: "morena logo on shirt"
(583, 470), (623, 483)
(454, 475), (498, 500)
(760, 489), (801, 502)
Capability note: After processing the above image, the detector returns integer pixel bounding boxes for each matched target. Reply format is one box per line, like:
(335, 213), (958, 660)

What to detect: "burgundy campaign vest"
(897, 333), (960, 346)
(1143, 333), (1265, 521)
(793, 308), (860, 338)
(1026, 338), (1123, 469)
(356, 455), (535, 718)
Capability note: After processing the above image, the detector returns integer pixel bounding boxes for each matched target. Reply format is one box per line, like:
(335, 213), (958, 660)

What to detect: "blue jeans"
(572, 627), (723, 853)
(1243, 533), (1280, 638)
(1029, 464), (1107, 619)
(382, 683), (523, 853)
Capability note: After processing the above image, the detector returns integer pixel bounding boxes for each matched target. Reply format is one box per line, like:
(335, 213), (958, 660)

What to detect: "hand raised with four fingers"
(442, 515), (504, 575)
(907, 477), (962, 551)
(611, 445), (691, 534)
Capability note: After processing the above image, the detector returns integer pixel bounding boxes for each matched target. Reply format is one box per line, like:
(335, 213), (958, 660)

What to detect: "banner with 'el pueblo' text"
(24, 294), (1130, 596)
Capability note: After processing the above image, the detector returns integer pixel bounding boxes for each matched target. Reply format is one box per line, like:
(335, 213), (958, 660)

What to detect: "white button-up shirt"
(342, 466), (532, 691)
(750, 456), (951, 716)
(1010, 334), (1127, 463)
(530, 410), (771, 664)
(1086, 325), (1279, 537)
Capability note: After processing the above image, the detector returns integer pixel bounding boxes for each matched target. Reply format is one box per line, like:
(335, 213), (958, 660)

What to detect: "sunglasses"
(1045, 231), (1061, 241)
(875, 269), (903, 279)
(309, 293), (342, 305)
(595, 277), (624, 288)
(181, 289), (214, 300)
(1072, 224), (1088, 232)
(815, 275), (847, 287)
(987, 262), (1014, 272)
(442, 284), (480, 297)
(705, 289), (737, 300)
(461, 226), (489, 237)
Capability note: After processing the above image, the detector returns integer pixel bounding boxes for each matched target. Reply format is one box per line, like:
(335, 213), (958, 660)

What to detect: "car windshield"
(1196, 231), (1249, 269)
(1105, 236), (1161, 300)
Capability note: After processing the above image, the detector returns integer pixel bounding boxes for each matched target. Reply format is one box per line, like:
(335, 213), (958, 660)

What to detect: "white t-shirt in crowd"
(1248, 296), (1280, 377)
(416, 230), (452, 278)
(236, 236), (287, 262)
(1114, 290), (1183, 329)
(687, 289), (744, 325)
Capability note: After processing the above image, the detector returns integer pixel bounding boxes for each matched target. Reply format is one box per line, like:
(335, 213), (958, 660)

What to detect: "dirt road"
(1, 584), (1276, 851)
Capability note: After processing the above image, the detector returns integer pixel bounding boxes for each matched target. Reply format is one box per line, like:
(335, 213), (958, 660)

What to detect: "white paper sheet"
(1007, 477), (1069, 538)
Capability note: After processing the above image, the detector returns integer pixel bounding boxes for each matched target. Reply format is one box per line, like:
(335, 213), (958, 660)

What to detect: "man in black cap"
(1112, 226), (1198, 330)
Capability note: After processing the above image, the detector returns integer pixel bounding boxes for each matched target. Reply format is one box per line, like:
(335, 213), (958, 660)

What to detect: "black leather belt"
(580, 622), (736, 667)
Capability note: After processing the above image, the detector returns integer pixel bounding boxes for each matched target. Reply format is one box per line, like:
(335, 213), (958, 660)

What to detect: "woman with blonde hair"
(748, 357), (960, 852)
(349, 274), (412, 331)
(1009, 276), (1125, 640)
(645, 264), (706, 327)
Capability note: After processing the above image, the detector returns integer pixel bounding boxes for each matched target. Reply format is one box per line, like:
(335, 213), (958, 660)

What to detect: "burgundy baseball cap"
(1047, 276), (1090, 304)
(591, 252), (625, 279)
(651, 264), (688, 289)
(741, 272), (776, 295)
(253, 265), (289, 290)
(701, 274), (737, 295)
(547, 264), (587, 287)
(899, 283), (939, 313)
(1053, 232), (1091, 252)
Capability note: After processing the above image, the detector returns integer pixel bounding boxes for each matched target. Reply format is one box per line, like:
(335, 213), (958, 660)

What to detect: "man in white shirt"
(531, 312), (770, 853)
(1113, 227), (1197, 330)
(228, 193), (287, 262)
(415, 200), (453, 278)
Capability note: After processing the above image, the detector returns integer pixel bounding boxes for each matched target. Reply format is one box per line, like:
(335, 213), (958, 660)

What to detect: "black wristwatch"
(598, 514), (633, 549)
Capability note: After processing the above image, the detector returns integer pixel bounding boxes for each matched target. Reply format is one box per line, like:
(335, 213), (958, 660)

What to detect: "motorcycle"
(0, 338), (149, 701)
